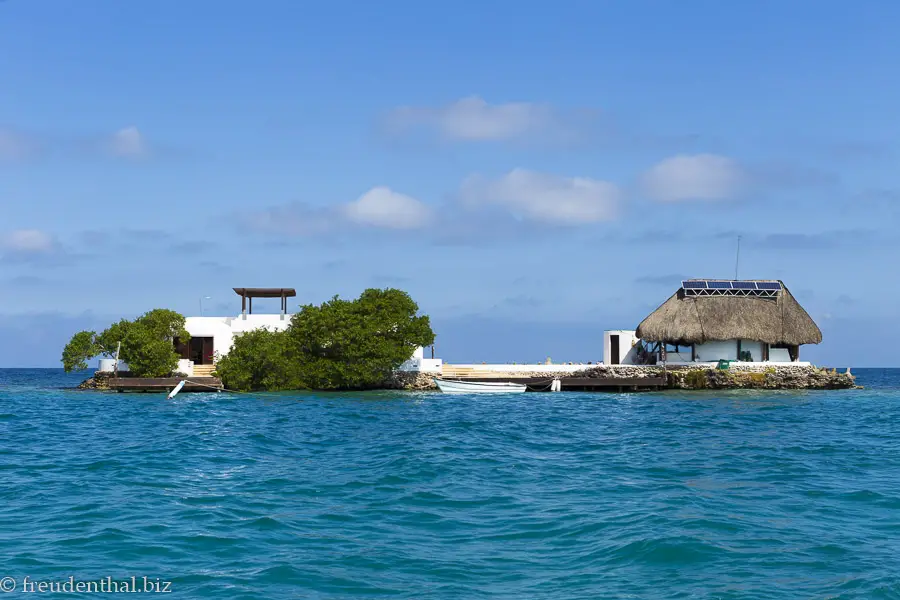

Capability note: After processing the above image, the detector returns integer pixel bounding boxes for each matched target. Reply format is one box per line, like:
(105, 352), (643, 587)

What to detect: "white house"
(176, 288), (436, 376)
(603, 330), (641, 365)
(97, 287), (437, 377)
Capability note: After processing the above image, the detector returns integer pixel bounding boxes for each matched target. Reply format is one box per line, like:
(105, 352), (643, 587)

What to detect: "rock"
(77, 371), (113, 390)
(385, 371), (440, 391)
(662, 364), (857, 390)
(385, 363), (858, 392)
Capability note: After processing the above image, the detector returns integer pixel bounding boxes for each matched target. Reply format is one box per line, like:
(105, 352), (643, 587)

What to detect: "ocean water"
(1, 369), (899, 599)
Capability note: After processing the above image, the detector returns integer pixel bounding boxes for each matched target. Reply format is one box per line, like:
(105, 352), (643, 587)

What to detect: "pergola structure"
(233, 288), (296, 316)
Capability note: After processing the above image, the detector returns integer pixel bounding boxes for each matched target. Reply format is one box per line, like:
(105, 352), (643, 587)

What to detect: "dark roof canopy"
(233, 288), (296, 298)
(636, 280), (822, 346)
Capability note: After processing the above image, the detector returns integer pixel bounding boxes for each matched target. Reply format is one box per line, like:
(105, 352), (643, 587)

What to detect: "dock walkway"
(107, 377), (223, 393)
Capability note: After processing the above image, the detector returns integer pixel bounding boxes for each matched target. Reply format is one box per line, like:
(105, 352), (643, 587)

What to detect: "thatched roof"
(636, 281), (822, 346)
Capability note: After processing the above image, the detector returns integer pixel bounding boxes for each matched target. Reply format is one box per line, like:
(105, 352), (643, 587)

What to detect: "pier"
(107, 377), (223, 393)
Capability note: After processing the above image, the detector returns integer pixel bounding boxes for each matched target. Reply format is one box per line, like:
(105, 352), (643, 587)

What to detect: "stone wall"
(77, 372), (113, 390)
(571, 365), (665, 379)
(665, 365), (856, 390)
(386, 371), (440, 391)
(571, 364), (856, 390)
(387, 364), (858, 391)
(386, 370), (569, 391)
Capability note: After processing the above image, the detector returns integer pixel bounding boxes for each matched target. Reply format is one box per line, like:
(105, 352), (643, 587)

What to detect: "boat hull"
(433, 378), (527, 394)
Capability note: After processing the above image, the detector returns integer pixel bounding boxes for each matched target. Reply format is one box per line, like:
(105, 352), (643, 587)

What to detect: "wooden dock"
(107, 377), (223, 393)
(453, 376), (667, 392)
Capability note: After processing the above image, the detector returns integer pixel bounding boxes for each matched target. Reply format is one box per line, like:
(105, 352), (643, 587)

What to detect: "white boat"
(433, 378), (527, 394)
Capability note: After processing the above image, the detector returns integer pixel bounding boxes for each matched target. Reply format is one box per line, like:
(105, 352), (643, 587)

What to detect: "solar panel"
(707, 281), (733, 289)
(731, 281), (757, 290)
(682, 280), (708, 289)
(756, 282), (782, 290)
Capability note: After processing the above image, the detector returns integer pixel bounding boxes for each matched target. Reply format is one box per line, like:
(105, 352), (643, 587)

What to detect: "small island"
(64, 280), (857, 393)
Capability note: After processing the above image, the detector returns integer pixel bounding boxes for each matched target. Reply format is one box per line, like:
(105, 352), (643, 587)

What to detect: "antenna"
(734, 235), (742, 279)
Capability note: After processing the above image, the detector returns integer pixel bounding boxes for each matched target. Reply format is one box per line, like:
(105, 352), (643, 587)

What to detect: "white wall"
(768, 347), (793, 362)
(185, 316), (431, 371)
(97, 358), (128, 373)
(398, 356), (443, 373)
(693, 340), (738, 362)
(662, 341), (782, 363)
(185, 314), (291, 359)
(176, 359), (194, 377)
(603, 330), (640, 365)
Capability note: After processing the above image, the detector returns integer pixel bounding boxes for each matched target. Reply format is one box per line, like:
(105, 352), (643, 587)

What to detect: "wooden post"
(249, 297), (253, 315)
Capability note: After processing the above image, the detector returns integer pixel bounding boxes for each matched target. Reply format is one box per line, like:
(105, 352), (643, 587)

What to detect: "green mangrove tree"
(61, 309), (190, 377)
(216, 288), (435, 391)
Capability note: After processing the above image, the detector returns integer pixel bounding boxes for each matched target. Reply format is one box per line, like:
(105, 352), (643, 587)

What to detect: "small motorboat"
(433, 377), (527, 394)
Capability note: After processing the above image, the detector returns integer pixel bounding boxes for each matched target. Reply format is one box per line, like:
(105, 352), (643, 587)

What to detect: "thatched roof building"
(636, 280), (822, 347)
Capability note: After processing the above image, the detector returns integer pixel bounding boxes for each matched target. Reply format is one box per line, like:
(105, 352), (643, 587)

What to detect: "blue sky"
(1, 0), (898, 367)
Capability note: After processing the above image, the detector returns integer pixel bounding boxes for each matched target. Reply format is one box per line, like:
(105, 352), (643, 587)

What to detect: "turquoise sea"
(1, 369), (899, 599)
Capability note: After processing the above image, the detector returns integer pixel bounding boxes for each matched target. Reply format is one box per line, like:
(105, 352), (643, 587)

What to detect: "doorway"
(610, 335), (620, 365)
(190, 337), (215, 365)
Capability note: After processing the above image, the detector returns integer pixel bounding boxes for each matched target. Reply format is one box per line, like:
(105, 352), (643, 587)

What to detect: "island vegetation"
(216, 288), (435, 391)
(62, 309), (190, 378)
(61, 289), (435, 392)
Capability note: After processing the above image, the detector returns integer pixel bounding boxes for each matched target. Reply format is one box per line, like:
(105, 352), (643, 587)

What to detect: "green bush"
(61, 309), (189, 377)
(215, 328), (298, 392)
(61, 330), (100, 372)
(217, 288), (435, 392)
(289, 288), (435, 390)
(121, 323), (181, 377)
(95, 319), (133, 357)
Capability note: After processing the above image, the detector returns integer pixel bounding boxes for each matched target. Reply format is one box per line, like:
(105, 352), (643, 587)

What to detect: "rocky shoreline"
(77, 372), (113, 390)
(664, 365), (857, 390)
(79, 365), (858, 393)
(388, 365), (858, 391)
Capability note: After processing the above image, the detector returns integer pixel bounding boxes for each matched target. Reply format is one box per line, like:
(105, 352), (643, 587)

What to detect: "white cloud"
(342, 187), (432, 229)
(108, 126), (147, 158)
(459, 169), (621, 225)
(642, 154), (745, 202)
(0, 229), (66, 264)
(247, 187), (432, 236)
(386, 96), (562, 142)
(2, 229), (56, 254)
